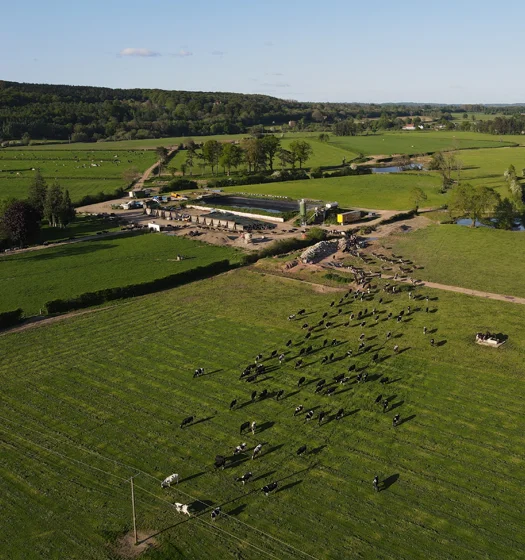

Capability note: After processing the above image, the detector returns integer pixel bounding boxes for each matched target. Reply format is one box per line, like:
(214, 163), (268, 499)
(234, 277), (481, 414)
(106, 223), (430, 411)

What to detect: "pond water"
(371, 163), (424, 174)
(456, 218), (525, 231)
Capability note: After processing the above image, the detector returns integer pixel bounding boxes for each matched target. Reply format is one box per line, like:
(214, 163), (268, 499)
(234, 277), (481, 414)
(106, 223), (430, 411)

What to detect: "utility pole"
(126, 474), (140, 546)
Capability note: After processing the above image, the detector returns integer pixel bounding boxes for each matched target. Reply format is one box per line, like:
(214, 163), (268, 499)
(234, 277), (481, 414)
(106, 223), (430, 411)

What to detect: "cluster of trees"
(176, 137), (313, 176)
(0, 170), (75, 246)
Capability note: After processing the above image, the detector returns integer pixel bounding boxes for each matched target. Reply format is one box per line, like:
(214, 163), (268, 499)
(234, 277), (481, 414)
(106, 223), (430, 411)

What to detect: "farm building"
(337, 210), (361, 224)
(148, 222), (162, 232)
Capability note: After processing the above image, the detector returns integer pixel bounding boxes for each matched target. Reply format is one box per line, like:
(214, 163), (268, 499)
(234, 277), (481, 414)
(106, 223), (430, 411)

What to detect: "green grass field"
(0, 150), (157, 203)
(1, 268), (525, 559)
(223, 173), (444, 210)
(328, 131), (520, 156)
(387, 224), (525, 297)
(0, 233), (240, 315)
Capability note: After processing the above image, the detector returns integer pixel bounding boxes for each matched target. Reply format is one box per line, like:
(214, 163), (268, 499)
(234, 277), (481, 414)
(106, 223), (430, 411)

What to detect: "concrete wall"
(188, 205), (285, 223)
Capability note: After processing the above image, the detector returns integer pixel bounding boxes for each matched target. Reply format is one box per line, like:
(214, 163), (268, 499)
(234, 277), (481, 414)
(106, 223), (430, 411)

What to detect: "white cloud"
(119, 48), (160, 57)
(211, 50), (225, 56)
(172, 49), (193, 57)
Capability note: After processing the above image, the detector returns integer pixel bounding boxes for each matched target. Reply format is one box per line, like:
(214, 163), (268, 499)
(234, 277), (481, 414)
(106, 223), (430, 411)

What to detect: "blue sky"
(2, 0), (525, 103)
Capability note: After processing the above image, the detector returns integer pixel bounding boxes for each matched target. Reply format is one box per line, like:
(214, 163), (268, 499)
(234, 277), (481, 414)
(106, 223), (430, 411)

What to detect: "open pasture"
(328, 131), (520, 156)
(457, 146), (525, 185)
(387, 224), (525, 298)
(0, 150), (156, 203)
(0, 233), (240, 315)
(223, 173), (444, 211)
(1, 268), (525, 559)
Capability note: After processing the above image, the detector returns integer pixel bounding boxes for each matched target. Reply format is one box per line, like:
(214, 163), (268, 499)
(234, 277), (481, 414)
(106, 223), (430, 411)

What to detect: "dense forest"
(1, 80), (525, 143)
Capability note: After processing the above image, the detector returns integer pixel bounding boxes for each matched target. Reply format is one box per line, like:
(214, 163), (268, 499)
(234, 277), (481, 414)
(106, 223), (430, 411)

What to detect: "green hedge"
(44, 260), (232, 314)
(0, 308), (24, 329)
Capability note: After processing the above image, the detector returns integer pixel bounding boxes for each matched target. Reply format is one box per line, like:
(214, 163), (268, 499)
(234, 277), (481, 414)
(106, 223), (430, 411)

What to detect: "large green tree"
(260, 136), (281, 171)
(44, 181), (64, 228)
(289, 140), (314, 169)
(219, 143), (244, 175)
(449, 183), (500, 227)
(2, 200), (40, 246)
(27, 170), (48, 217)
(202, 140), (223, 175)
(58, 189), (76, 228)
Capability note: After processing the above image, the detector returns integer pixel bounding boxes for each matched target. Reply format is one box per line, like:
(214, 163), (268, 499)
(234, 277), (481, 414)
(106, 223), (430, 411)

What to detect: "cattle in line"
(240, 368), (252, 380)
(318, 411), (326, 425)
(394, 345), (399, 353)
(323, 338), (328, 347)
(271, 350), (278, 358)
(321, 356), (328, 365)
(295, 359), (303, 369)
(316, 379), (326, 389)
(296, 444), (307, 456)
(246, 374), (257, 383)
(318, 320), (325, 327)
(330, 301), (335, 307)
(386, 331), (392, 339)
(297, 376), (306, 387)
(175, 503), (191, 516)
(325, 387), (336, 396)
(299, 347), (306, 356)
(338, 308), (343, 315)
(423, 327), (427, 335)
(302, 323), (309, 330)
(180, 416), (194, 429)
(251, 390), (257, 402)
(331, 338), (338, 346)
(276, 389), (284, 400)
(430, 338), (435, 347)
(288, 314), (296, 321)
(305, 332), (312, 340)
(240, 421), (250, 434)
(358, 342), (365, 351)
(340, 376), (350, 384)
(161, 474), (179, 488)
(262, 481), (278, 496)
(211, 507), (221, 521)
(329, 352), (334, 361)
(229, 399), (237, 411)
(279, 353), (285, 364)
(360, 321), (366, 328)
(380, 377), (389, 385)
(294, 405), (304, 416)
(252, 443), (263, 459)
(255, 354), (263, 363)
(304, 410), (314, 422)
(335, 408), (344, 420)
(383, 399), (389, 413)
(322, 312), (328, 319)
(375, 394), (383, 404)
(259, 389), (268, 400)
(359, 333), (365, 340)
(334, 373), (345, 383)
(236, 472), (252, 486)
(234, 443), (247, 455)
(286, 339), (293, 347)
(298, 309), (306, 315)
(348, 364), (355, 372)
(251, 421), (257, 434)
(346, 349), (353, 357)
(214, 455), (227, 470)
(325, 322), (333, 329)
(393, 414), (400, 427)
(193, 367), (204, 378)
(373, 476), (379, 492)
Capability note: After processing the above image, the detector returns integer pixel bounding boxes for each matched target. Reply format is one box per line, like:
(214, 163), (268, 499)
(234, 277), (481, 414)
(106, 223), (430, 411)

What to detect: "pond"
(201, 195), (316, 214)
(456, 218), (525, 231)
(371, 163), (424, 174)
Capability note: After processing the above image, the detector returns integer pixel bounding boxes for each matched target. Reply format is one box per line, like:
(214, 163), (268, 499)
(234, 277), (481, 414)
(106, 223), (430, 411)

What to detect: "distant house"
(148, 222), (162, 232)
(402, 124), (416, 131)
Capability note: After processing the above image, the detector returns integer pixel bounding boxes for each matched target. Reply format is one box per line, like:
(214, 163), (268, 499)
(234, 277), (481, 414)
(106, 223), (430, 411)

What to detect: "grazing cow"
(295, 359), (303, 369)
(161, 474), (179, 488)
(407, 306), (411, 315)
(175, 503), (191, 516)
(299, 347), (306, 356)
(262, 482), (278, 496)
(306, 345), (313, 354)
(305, 332), (312, 340)
(373, 476), (379, 492)
(325, 387), (336, 397)
(252, 443), (263, 459)
(329, 352), (334, 361)
(386, 331), (392, 339)
(314, 385), (324, 394)
(340, 376), (350, 384)
(246, 375), (257, 383)
(302, 323), (309, 330)
(323, 338), (328, 347)
(350, 313), (355, 320)
(271, 350), (278, 358)
(397, 316), (402, 323)
(259, 389), (268, 400)
(318, 320), (325, 327)
(214, 455), (227, 470)
(362, 372), (368, 383)
(373, 353), (379, 363)
(240, 369), (251, 380)
(356, 373), (362, 383)
(229, 399), (237, 411)
(423, 327), (427, 335)
(251, 390), (257, 402)
(211, 507), (221, 521)
(339, 298), (344, 305)
(380, 377), (389, 385)
(360, 321), (366, 328)
(234, 443), (247, 455)
(383, 399), (389, 413)
(387, 312), (392, 320)
(357, 311), (362, 319)
(331, 338), (337, 346)
(304, 410), (314, 422)
(379, 298), (383, 304)
(255, 354), (263, 363)
(358, 342), (365, 351)
(375, 394), (383, 404)
(425, 307), (429, 313)
(296, 444), (307, 456)
(288, 314), (296, 321)
(375, 315), (379, 322)
(348, 364), (356, 372)
(251, 421), (257, 434)
(236, 472), (253, 486)
(393, 345), (399, 353)
(322, 312), (328, 319)
(430, 338), (435, 347)
(325, 322), (333, 329)
(334, 373), (345, 383)
(193, 367), (204, 378)
(180, 416), (194, 429)
(359, 333), (365, 340)
(294, 405), (304, 416)
(298, 309), (306, 315)
(393, 414), (400, 427)
(316, 379), (326, 389)
(276, 389), (284, 400)
(240, 421), (250, 434)
(298, 376), (306, 387)
(278, 353), (285, 364)
(335, 408), (344, 420)
(330, 301), (335, 307)
(321, 356), (328, 365)
(346, 350), (353, 357)
(286, 339), (293, 347)
(318, 411), (326, 425)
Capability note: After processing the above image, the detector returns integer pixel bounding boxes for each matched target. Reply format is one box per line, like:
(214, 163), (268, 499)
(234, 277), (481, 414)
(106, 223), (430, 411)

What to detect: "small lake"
(456, 218), (525, 231)
(371, 164), (424, 174)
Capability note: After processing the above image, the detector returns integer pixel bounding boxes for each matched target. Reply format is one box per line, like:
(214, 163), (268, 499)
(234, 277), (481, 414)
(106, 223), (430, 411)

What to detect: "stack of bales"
(300, 240), (338, 264)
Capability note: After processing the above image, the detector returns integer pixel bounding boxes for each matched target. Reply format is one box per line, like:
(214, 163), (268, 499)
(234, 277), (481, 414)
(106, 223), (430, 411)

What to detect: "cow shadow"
(386, 377), (402, 385)
(192, 416), (214, 427)
(398, 414), (416, 426)
(228, 504), (247, 516)
(264, 443), (285, 457)
(252, 470), (277, 483)
(277, 480), (303, 493)
(393, 333), (403, 339)
(436, 340), (447, 347)
(282, 390), (301, 400)
(257, 421), (275, 433)
(179, 471), (206, 484)
(429, 328), (438, 334)
(390, 400), (404, 411)
(308, 444), (327, 456)
(254, 376), (273, 384)
(398, 347), (411, 354)
(201, 369), (223, 377)
(380, 473), (400, 492)
(190, 499), (214, 513)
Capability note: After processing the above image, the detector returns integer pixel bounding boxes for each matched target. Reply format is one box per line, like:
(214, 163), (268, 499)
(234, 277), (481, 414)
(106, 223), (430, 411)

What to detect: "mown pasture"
(328, 131), (521, 156)
(387, 224), (525, 298)
(0, 150), (157, 203)
(223, 173), (444, 211)
(1, 269), (524, 559)
(0, 233), (240, 315)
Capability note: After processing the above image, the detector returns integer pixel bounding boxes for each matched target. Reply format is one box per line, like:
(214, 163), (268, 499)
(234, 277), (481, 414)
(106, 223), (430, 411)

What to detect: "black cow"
(240, 421), (250, 434)
(375, 394), (383, 404)
(262, 482), (278, 496)
(214, 455), (227, 469)
(325, 387), (335, 396)
(322, 312), (328, 319)
(380, 377), (389, 385)
(348, 364), (356, 372)
(393, 414), (400, 427)
(229, 399), (237, 410)
(298, 309), (306, 315)
(304, 410), (314, 422)
(286, 339), (293, 347)
(318, 411), (326, 425)
(259, 389), (268, 400)
(276, 389), (284, 400)
(251, 390), (257, 401)
(297, 376), (306, 387)
(236, 472), (252, 486)
(296, 444), (307, 456)
(333, 373), (345, 383)
(330, 301), (335, 307)
(335, 408), (344, 420)
(295, 360), (303, 369)
(383, 400), (389, 413)
(246, 375), (257, 383)
(180, 416), (194, 429)
(305, 332), (311, 340)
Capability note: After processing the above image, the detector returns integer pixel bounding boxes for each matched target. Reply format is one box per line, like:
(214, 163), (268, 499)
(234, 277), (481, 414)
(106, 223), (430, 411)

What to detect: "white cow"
(175, 503), (191, 516)
(161, 473), (179, 488)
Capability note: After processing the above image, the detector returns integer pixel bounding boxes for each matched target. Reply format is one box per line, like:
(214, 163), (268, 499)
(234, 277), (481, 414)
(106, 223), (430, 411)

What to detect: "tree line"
(0, 170), (75, 247)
